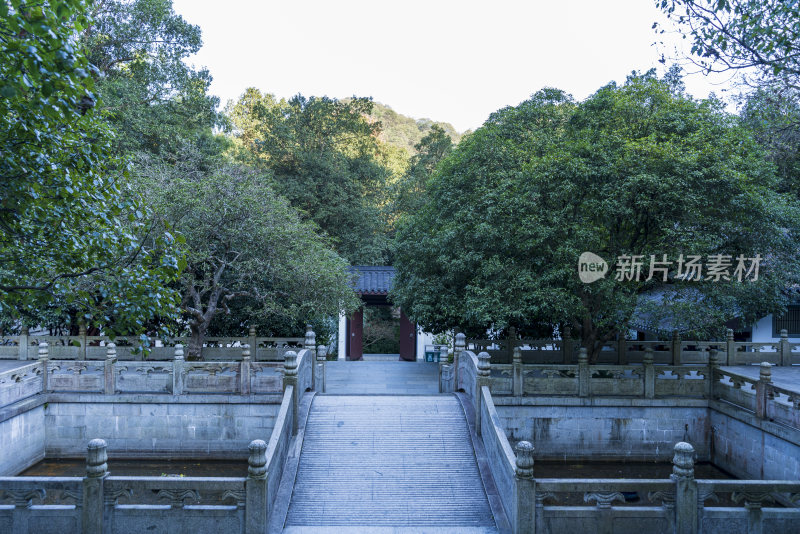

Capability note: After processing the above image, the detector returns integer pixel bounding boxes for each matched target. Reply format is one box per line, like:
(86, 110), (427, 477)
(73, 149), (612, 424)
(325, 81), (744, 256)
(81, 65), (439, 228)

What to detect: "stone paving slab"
(283, 527), (499, 533)
(284, 395), (497, 531)
(324, 361), (439, 395)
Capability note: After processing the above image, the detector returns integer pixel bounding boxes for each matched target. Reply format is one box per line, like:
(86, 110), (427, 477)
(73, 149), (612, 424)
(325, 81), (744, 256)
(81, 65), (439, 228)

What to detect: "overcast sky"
(171, 0), (738, 133)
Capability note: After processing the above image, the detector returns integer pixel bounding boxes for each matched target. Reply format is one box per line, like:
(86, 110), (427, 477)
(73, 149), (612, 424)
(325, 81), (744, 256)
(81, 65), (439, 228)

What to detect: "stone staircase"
(282, 395), (499, 533)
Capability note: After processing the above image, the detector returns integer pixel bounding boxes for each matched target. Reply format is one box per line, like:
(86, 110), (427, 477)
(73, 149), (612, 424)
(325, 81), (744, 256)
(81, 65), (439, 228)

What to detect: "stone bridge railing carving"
(0, 325), (304, 361)
(454, 339), (800, 534)
(0, 333), (322, 413)
(0, 345), (308, 534)
(467, 327), (800, 366)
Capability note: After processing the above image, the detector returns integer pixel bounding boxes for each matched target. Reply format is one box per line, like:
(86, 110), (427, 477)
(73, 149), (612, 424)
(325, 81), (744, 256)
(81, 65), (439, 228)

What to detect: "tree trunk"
(187, 323), (207, 361)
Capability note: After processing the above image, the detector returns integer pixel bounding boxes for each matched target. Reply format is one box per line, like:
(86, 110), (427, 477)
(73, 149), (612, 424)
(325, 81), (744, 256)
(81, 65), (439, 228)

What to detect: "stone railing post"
(707, 348), (720, 399)
(562, 326), (573, 364)
(672, 442), (698, 534)
(779, 329), (790, 366)
(440, 363), (454, 393)
(514, 441), (535, 534)
(439, 346), (449, 393)
(82, 438), (108, 534)
(38, 341), (49, 392)
(303, 325), (316, 352)
(284, 350), (298, 435)
(240, 345), (251, 395)
(507, 326), (517, 362)
(617, 334), (627, 365)
(304, 326), (316, 388)
(245, 439), (268, 534)
(104, 343), (116, 395)
(512, 346), (523, 397)
(578, 348), (589, 398)
(671, 330), (681, 365)
(475, 352), (491, 434)
(643, 348), (655, 399)
(454, 333), (466, 389)
(726, 328), (735, 365)
(19, 326), (29, 360)
(79, 322), (88, 360)
(755, 362), (772, 419)
(248, 325), (257, 360)
(172, 344), (184, 396)
(315, 345), (327, 392)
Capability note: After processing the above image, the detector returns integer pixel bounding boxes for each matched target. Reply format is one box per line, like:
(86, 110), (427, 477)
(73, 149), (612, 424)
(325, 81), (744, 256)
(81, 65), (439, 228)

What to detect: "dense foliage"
(136, 148), (359, 358)
(366, 101), (461, 155)
(227, 89), (393, 264)
(0, 0), (183, 334)
(392, 72), (800, 359)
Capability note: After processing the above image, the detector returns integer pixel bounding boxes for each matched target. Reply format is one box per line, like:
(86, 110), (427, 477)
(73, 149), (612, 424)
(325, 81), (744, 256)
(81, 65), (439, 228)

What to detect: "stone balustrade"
(0, 339), (317, 412)
(467, 328), (800, 366)
(0, 326), (303, 361)
(0, 438), (272, 533)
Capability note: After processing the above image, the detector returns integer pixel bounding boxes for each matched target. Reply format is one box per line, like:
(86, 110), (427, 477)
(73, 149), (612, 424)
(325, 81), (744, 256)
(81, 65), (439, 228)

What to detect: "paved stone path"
(283, 395), (498, 533)
(325, 361), (439, 394)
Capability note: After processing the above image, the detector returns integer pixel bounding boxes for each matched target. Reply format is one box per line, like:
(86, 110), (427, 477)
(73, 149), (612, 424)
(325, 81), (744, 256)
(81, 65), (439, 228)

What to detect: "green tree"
(739, 87), (800, 195)
(656, 0), (800, 88)
(82, 0), (219, 158)
(391, 125), (454, 220)
(392, 72), (800, 359)
(136, 148), (360, 358)
(0, 0), (183, 334)
(227, 89), (391, 264)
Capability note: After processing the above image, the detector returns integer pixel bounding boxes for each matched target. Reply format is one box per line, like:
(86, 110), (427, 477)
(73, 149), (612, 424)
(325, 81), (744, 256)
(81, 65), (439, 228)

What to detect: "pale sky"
(172, 0), (738, 133)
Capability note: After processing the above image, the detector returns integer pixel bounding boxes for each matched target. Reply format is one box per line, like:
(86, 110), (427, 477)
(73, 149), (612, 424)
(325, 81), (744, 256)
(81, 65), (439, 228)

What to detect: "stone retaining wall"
(494, 399), (711, 461)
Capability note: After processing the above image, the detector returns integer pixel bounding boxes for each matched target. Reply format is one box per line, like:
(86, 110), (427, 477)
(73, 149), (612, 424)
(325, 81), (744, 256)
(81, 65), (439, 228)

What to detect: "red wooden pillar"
(348, 308), (363, 361)
(399, 309), (416, 361)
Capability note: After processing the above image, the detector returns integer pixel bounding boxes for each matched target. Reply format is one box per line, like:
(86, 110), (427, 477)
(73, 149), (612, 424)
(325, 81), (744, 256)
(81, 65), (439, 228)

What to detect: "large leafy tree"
(136, 147), (360, 358)
(390, 125), (454, 221)
(656, 1), (800, 194)
(0, 0), (183, 334)
(227, 89), (391, 265)
(656, 0), (800, 88)
(81, 0), (219, 157)
(392, 72), (800, 359)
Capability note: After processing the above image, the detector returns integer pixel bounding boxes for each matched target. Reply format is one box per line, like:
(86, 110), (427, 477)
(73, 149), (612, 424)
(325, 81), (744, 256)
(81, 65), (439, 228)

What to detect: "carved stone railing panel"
(104, 476), (246, 506)
(0, 362), (43, 406)
(490, 365), (513, 395)
(521, 365), (578, 396)
(115, 362), (173, 394)
(255, 338), (303, 361)
(654, 366), (708, 397)
(250, 362), (284, 393)
(589, 365), (644, 396)
(0, 336), (21, 359)
(182, 363), (241, 394)
(47, 360), (105, 392)
(729, 342), (780, 365)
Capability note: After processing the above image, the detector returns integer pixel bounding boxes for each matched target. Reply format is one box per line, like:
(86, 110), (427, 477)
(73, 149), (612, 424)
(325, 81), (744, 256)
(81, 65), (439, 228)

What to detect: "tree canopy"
(656, 0), (800, 88)
(391, 72), (800, 358)
(0, 0), (183, 334)
(136, 147), (359, 358)
(226, 89), (393, 265)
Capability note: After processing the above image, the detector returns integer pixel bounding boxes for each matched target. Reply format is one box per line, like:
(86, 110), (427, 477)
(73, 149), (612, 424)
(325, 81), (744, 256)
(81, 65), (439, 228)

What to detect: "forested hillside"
(363, 101), (462, 155)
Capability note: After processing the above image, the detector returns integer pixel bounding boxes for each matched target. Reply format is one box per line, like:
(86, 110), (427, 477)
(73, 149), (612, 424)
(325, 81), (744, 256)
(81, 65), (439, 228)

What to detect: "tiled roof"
(349, 266), (395, 295)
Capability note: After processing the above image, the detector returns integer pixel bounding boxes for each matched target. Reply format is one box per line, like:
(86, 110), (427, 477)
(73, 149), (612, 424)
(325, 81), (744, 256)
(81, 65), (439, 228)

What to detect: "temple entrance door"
(398, 310), (416, 361)
(347, 308), (364, 360)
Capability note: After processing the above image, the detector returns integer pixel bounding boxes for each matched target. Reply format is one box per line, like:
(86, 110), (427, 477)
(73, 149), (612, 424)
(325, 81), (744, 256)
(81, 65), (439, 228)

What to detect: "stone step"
(284, 395), (497, 531)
